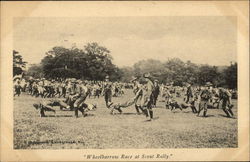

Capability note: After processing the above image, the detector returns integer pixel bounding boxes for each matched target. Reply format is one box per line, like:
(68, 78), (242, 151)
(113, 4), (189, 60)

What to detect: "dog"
(169, 100), (198, 113)
(169, 101), (183, 111)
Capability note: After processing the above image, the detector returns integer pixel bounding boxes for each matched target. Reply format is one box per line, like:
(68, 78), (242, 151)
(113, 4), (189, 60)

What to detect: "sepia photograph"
(1, 1), (249, 161)
(13, 16), (238, 149)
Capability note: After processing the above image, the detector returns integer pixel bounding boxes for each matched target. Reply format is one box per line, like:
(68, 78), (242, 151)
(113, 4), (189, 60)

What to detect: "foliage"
(26, 64), (44, 79)
(223, 62), (237, 89)
(197, 65), (220, 86)
(120, 58), (237, 88)
(40, 43), (122, 81)
(120, 66), (134, 82)
(22, 42), (237, 88)
(13, 50), (27, 76)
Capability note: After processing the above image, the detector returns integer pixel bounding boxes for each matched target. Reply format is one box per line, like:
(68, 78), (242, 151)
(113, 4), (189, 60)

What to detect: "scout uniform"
(65, 80), (78, 110)
(185, 84), (193, 103)
(197, 82), (213, 117)
(152, 80), (160, 107)
(164, 86), (172, 109)
(218, 88), (234, 118)
(142, 73), (155, 121)
(189, 90), (199, 113)
(131, 76), (144, 114)
(14, 80), (22, 97)
(103, 76), (112, 108)
(73, 81), (89, 118)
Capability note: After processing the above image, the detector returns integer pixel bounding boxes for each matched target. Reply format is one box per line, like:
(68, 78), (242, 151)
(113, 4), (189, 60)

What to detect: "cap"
(130, 76), (138, 82)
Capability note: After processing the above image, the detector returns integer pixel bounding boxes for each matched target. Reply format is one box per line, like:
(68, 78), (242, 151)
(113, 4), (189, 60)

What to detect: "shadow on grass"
(60, 109), (74, 111)
(171, 111), (183, 113)
(143, 119), (152, 122)
(183, 111), (195, 114)
(85, 114), (95, 117)
(44, 115), (74, 117)
(121, 112), (140, 115)
(153, 106), (165, 109)
(196, 114), (215, 118)
(142, 117), (159, 122)
(153, 116), (160, 120)
(218, 114), (236, 119)
(208, 107), (220, 109)
(43, 113), (95, 118)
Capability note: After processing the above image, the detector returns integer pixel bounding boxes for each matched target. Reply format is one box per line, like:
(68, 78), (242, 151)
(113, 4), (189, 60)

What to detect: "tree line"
(120, 59), (237, 89)
(13, 42), (237, 89)
(26, 43), (123, 81)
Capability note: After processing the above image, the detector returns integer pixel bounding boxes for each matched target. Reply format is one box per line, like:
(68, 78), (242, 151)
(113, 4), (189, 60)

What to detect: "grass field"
(14, 89), (237, 149)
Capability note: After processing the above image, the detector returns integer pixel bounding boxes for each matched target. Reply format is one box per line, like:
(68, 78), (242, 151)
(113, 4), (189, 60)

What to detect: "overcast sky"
(14, 17), (237, 67)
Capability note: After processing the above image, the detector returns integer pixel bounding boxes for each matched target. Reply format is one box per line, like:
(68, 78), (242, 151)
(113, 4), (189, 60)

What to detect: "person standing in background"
(152, 79), (160, 107)
(103, 75), (113, 108)
(142, 73), (155, 121)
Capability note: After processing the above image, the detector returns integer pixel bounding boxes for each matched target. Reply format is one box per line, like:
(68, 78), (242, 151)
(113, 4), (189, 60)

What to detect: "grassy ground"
(14, 89), (237, 149)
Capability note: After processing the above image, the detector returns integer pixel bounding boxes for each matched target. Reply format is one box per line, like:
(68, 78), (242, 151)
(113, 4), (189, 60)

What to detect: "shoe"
(203, 111), (207, 117)
(228, 109), (234, 116)
(110, 109), (115, 115)
(107, 102), (114, 108)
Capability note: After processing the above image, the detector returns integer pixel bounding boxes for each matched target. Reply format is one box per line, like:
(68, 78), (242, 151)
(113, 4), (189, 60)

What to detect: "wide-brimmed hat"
(154, 79), (159, 83)
(205, 82), (213, 87)
(143, 73), (151, 78)
(13, 77), (21, 81)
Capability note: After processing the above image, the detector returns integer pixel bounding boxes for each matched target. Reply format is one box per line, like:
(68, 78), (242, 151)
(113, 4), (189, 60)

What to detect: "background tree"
(40, 43), (121, 81)
(223, 62), (237, 89)
(197, 65), (220, 86)
(26, 64), (44, 78)
(162, 58), (185, 85)
(25, 43), (237, 89)
(182, 60), (199, 84)
(120, 66), (134, 82)
(13, 50), (27, 76)
(133, 59), (165, 82)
